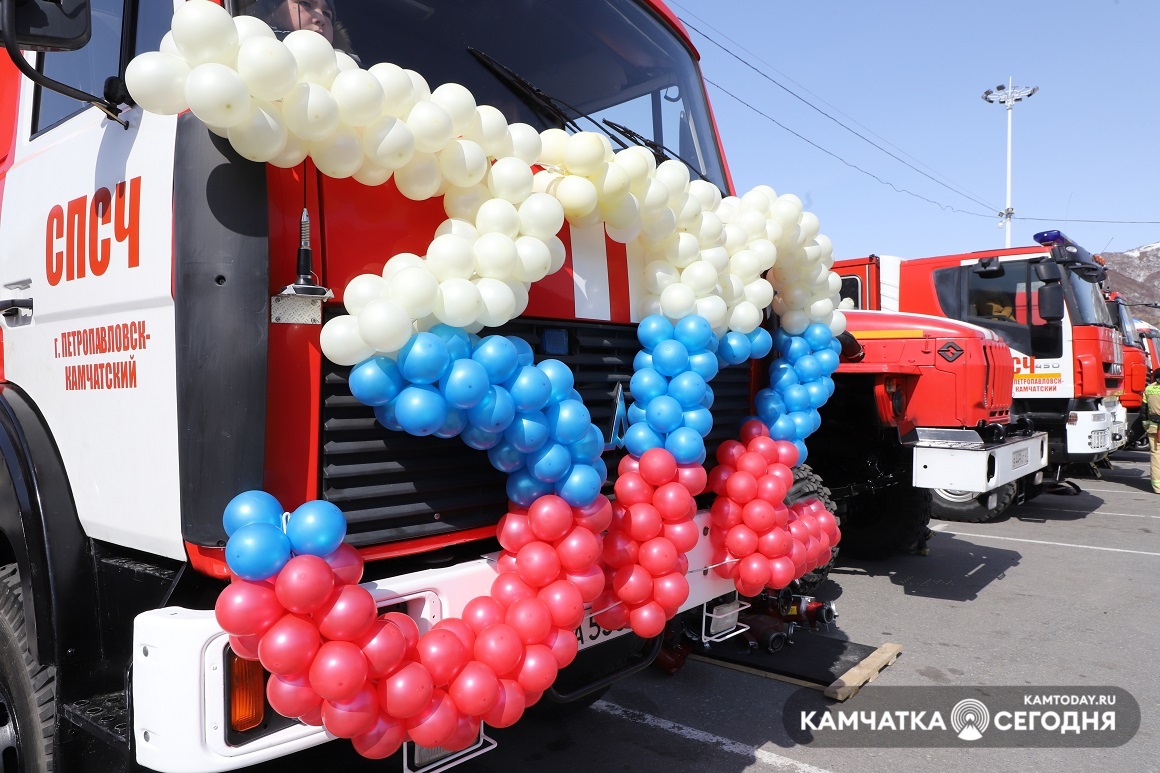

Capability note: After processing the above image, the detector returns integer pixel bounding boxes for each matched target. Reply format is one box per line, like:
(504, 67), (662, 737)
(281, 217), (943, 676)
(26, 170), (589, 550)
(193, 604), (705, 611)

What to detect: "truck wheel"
(0, 564), (55, 772)
(839, 483), (932, 559)
(788, 464), (838, 594)
(931, 483), (1015, 523)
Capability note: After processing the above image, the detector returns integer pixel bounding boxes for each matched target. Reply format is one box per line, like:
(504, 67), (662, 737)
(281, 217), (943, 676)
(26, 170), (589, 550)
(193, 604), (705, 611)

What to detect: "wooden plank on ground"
(824, 642), (903, 701)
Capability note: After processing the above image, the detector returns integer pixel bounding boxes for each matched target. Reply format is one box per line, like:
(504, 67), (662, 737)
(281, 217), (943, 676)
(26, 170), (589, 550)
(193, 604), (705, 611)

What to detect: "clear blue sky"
(671, 0), (1160, 260)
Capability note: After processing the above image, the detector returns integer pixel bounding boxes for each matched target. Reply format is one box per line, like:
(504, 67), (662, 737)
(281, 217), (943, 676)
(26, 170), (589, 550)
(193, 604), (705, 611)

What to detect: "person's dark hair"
(237, 0), (354, 54)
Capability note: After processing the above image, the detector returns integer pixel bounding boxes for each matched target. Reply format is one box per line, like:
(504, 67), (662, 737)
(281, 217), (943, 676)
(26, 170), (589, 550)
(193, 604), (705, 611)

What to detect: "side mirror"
(1, 0), (90, 52)
(1037, 283), (1065, 322)
(971, 256), (1005, 278)
(1033, 261), (1062, 282)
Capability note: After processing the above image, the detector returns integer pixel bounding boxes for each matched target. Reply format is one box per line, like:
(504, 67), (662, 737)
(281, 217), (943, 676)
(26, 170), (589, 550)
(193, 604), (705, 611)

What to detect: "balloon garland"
(126, 0), (853, 759)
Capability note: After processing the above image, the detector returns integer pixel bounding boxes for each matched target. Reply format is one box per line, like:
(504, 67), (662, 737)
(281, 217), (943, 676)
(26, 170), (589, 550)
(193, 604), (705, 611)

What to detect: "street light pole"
(983, 78), (1038, 248)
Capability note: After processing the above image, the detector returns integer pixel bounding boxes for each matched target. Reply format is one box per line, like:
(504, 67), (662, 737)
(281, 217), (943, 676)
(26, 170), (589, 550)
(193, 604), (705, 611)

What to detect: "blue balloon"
(755, 388), (786, 422)
(505, 411), (550, 453)
(528, 442), (572, 483)
(770, 414), (796, 440)
(537, 359), (574, 404)
(472, 335), (519, 384)
(506, 365), (552, 412)
(467, 333), (482, 350)
(652, 339), (690, 377)
(225, 522), (292, 581)
(790, 410), (813, 440)
(814, 348), (840, 376)
(461, 425), (501, 450)
(441, 358), (491, 409)
(555, 463), (602, 508)
(747, 328), (774, 359)
(705, 333), (719, 353)
(769, 360), (799, 392)
(630, 368), (668, 404)
(637, 314), (675, 350)
(773, 327), (792, 352)
(682, 407), (714, 437)
(396, 385), (448, 436)
(805, 381), (829, 409)
(687, 352), (719, 382)
(821, 375), (836, 397)
(506, 469), (554, 508)
(782, 383), (811, 413)
(623, 423), (663, 456)
(809, 409), (822, 433)
(701, 384), (715, 409)
(506, 335), (535, 367)
(830, 338), (843, 354)
(566, 388), (583, 402)
(488, 439), (527, 473)
(348, 357), (404, 407)
(804, 323), (833, 351)
(373, 400), (402, 431)
(546, 399), (591, 444)
(468, 385), (516, 433)
(627, 402), (646, 425)
(569, 425), (604, 465)
(674, 314), (714, 353)
(782, 336), (811, 363)
(285, 500), (346, 557)
(793, 440), (809, 464)
(665, 426), (705, 464)
(633, 350), (654, 373)
(398, 332), (451, 385)
(719, 332), (752, 365)
(668, 371), (707, 410)
(434, 407), (468, 438)
(591, 457), (608, 486)
(429, 324), (472, 361)
(794, 354), (823, 383)
(645, 394), (684, 434)
(223, 490), (284, 536)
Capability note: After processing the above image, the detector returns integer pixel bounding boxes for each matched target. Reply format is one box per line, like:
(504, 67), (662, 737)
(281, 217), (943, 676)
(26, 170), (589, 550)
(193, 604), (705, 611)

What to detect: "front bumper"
(910, 428), (1049, 493)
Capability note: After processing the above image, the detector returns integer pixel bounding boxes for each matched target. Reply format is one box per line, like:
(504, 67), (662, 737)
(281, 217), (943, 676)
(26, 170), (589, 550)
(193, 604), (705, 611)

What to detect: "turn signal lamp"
(228, 651), (266, 732)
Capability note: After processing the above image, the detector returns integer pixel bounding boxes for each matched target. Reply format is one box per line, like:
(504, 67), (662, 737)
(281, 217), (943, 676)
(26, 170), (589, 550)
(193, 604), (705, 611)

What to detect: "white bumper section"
(911, 429), (1049, 493)
(133, 511), (735, 773)
(1064, 407), (1114, 457)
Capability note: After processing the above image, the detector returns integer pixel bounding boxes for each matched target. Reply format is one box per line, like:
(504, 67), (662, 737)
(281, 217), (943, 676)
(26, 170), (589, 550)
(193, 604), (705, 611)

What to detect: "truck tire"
(788, 465), (838, 594)
(840, 483), (932, 559)
(931, 483), (1015, 523)
(0, 564), (55, 772)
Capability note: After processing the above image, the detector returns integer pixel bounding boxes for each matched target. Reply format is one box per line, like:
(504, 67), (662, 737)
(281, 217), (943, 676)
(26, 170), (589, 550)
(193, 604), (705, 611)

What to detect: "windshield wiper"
(467, 47), (627, 151)
(602, 118), (710, 182)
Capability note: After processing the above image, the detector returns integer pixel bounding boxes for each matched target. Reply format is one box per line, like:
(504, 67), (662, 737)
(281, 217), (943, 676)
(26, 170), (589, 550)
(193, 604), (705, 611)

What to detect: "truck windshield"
(964, 258), (1062, 357)
(1111, 301), (1142, 347)
(235, 0), (728, 190)
(1066, 271), (1114, 327)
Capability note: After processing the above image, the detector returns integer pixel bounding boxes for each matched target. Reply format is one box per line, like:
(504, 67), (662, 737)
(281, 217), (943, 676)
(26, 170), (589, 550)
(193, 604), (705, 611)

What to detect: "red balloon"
(259, 614), (321, 676)
(215, 579), (284, 637)
(711, 548), (737, 579)
(787, 519), (810, 544)
(506, 597), (553, 645)
(417, 629), (467, 686)
(612, 565), (653, 605)
(628, 601), (667, 638)
(651, 572), (689, 612)
(735, 451), (767, 477)
(756, 474), (788, 505)
(359, 620), (408, 679)
(473, 624), (525, 676)
(352, 713), (407, 759)
(524, 689), (544, 707)
(725, 524), (758, 558)
(323, 683), (380, 738)
(275, 555), (336, 614)
(675, 463), (708, 496)
(613, 472), (654, 507)
(406, 689), (461, 749)
(515, 541), (562, 588)
(555, 526), (601, 573)
(707, 465), (732, 496)
(757, 527), (792, 558)
(767, 463), (794, 491)
(742, 499), (777, 533)
(774, 440), (799, 467)
(663, 519), (700, 554)
(449, 661), (501, 716)
(638, 448), (678, 486)
(228, 634), (262, 661)
(653, 482), (694, 523)
(382, 612), (419, 649)
(600, 531), (639, 569)
(831, 526), (842, 546)
(433, 618), (477, 655)
(481, 679), (526, 728)
(735, 578), (765, 597)
(592, 593), (629, 631)
(462, 596), (506, 635)
(725, 471), (758, 504)
(491, 571), (536, 607)
(309, 640), (369, 702)
(739, 419), (769, 443)
(323, 542), (364, 585)
(799, 512), (822, 540)
(538, 580), (585, 631)
(638, 537), (679, 577)
(379, 661), (434, 719)
(443, 714), (482, 752)
(626, 502), (663, 542)
(738, 553), (772, 587)
(746, 435), (780, 465)
(573, 495), (613, 533)
(710, 497), (743, 529)
(497, 512), (536, 553)
(715, 439), (745, 467)
(496, 551), (518, 575)
(708, 525), (728, 550)
(298, 705), (324, 726)
(267, 670), (321, 718)
(315, 584), (377, 642)
(528, 495), (574, 542)
(564, 563), (606, 603)
(516, 644), (558, 692)
(815, 509), (838, 536)
(543, 627), (579, 669)
(768, 556), (796, 589)
(789, 539), (807, 571)
(617, 454), (640, 476)
(676, 553), (689, 575)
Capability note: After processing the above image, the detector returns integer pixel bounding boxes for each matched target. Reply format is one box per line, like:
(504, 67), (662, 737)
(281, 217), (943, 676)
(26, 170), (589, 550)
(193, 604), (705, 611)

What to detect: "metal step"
(62, 691), (130, 751)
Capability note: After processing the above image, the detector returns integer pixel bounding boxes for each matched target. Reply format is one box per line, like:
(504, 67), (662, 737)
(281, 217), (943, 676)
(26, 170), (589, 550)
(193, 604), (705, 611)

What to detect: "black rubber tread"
(787, 464), (838, 594)
(931, 483), (1016, 523)
(839, 481), (932, 559)
(0, 563), (55, 772)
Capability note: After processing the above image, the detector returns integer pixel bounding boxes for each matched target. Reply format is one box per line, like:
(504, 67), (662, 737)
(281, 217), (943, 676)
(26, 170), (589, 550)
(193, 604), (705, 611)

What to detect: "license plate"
(1012, 448), (1029, 468)
(574, 616), (632, 651)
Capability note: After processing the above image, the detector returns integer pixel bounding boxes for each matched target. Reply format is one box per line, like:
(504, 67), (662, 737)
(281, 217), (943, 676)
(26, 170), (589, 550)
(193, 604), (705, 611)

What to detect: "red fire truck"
(1107, 292), (1150, 450)
(0, 0), (795, 770)
(836, 231), (1123, 521)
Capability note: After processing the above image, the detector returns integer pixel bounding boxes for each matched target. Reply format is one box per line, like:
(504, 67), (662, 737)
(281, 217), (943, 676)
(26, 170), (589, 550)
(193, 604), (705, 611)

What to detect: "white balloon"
(507, 123), (543, 166)
(507, 280), (531, 317)
(382, 253), (426, 282)
(359, 298), (413, 353)
(546, 235), (567, 275)
(644, 261), (680, 294)
(473, 232), (519, 278)
(555, 175), (599, 221)
(799, 211), (821, 243)
(269, 131), (308, 168)
(737, 209), (767, 241)
(672, 193), (703, 231)
(281, 82), (339, 142)
(697, 211), (725, 248)
(185, 64), (251, 128)
(589, 162), (630, 204)
(352, 160), (393, 187)
(744, 278), (775, 310)
(639, 178), (671, 215)
(655, 160), (690, 198)
(671, 232), (701, 269)
(405, 69), (431, 102)
(159, 31), (180, 58)
(728, 250), (760, 282)
(769, 293), (787, 316)
(335, 51), (359, 73)
(474, 278), (517, 327)
(488, 157), (534, 204)
(700, 246), (730, 273)
(516, 193), (565, 242)
(369, 62), (416, 117)
(723, 223), (748, 256)
(344, 274), (388, 315)
(426, 234), (475, 280)
(765, 219), (784, 246)
(639, 294), (663, 319)
(331, 69), (385, 127)
(283, 29), (338, 87)
(562, 132), (606, 176)
(434, 218), (479, 241)
(362, 116), (414, 169)
(387, 265), (440, 318)
(748, 239), (777, 272)
(171, 0), (238, 66)
(394, 152), (443, 200)
(688, 179), (723, 213)
(568, 206), (602, 230)
(780, 309), (810, 335)
(828, 310), (847, 335)
(681, 262), (718, 297)
(407, 101), (454, 154)
(310, 125), (363, 179)
(434, 278), (482, 327)
(475, 199), (521, 238)
(125, 52), (190, 115)
(615, 147), (653, 195)
(444, 184), (491, 222)
(772, 196), (802, 229)
(227, 100), (288, 162)
(538, 128), (570, 167)
(430, 83), (477, 135)
(839, 297), (856, 310)
(809, 297), (834, 320)
(607, 221), (642, 244)
(601, 192), (640, 231)
(235, 37), (298, 102)
(659, 282), (696, 319)
(716, 196), (741, 224)
(463, 105), (509, 157)
(437, 139), (488, 188)
(234, 15), (276, 43)
(720, 273), (745, 305)
(782, 283), (812, 310)
(640, 208), (676, 243)
(514, 236), (552, 282)
(694, 295), (728, 330)
(728, 301), (762, 334)
(320, 315), (374, 366)
(827, 272), (843, 296)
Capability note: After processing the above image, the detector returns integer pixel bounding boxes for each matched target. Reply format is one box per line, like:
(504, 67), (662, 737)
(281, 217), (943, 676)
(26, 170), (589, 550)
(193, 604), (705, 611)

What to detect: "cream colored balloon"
(359, 298), (414, 353)
(659, 282), (696, 320)
(681, 262), (719, 297)
(517, 192), (565, 240)
(281, 82), (339, 142)
(723, 223), (748, 256)
(227, 100), (288, 162)
(671, 232), (701, 269)
(443, 184), (491, 222)
(434, 278), (482, 327)
(268, 131), (309, 169)
(546, 235), (567, 274)
(555, 175), (599, 220)
(310, 125), (364, 179)
(463, 105), (509, 157)
(589, 162), (630, 204)
(514, 236), (552, 282)
(430, 83), (477, 135)
(473, 232), (519, 278)
(233, 14), (275, 43)
(488, 156), (534, 204)
(748, 239), (777, 272)
(605, 221), (642, 245)
(728, 250), (760, 283)
(387, 265), (440, 319)
(437, 139), (488, 189)
(426, 234), (475, 281)
(639, 178), (671, 215)
(394, 152), (443, 201)
(381, 253), (426, 282)
(159, 31), (180, 58)
(352, 161), (393, 187)
(185, 64), (251, 128)
(538, 128), (570, 167)
(562, 132), (606, 176)
(320, 315), (374, 366)
(507, 123), (543, 166)
(655, 160), (690, 199)
(125, 52), (190, 115)
(828, 310), (847, 335)
(744, 279), (774, 310)
(644, 261), (680, 294)
(434, 218), (479, 241)
(700, 246), (730, 274)
(639, 294), (663, 319)
(615, 147), (653, 195)
(809, 297), (834, 320)
(335, 51), (359, 73)
(697, 211), (724, 248)
(331, 69), (385, 127)
(475, 199), (521, 238)
(405, 69), (431, 102)
(370, 62), (416, 117)
(640, 208), (676, 243)
(362, 116), (415, 169)
(694, 295), (728, 330)
(406, 101), (454, 154)
(474, 278), (517, 328)
(235, 37), (298, 101)
(601, 192), (640, 231)
(728, 301), (762, 334)
(283, 29), (338, 87)
(507, 279), (531, 317)
(687, 179), (722, 213)
(344, 273), (389, 315)
(171, 0), (238, 66)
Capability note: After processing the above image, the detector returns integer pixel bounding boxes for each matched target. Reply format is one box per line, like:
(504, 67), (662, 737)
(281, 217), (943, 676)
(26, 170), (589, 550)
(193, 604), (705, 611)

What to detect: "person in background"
(242, 0), (353, 52)
(1145, 370), (1160, 494)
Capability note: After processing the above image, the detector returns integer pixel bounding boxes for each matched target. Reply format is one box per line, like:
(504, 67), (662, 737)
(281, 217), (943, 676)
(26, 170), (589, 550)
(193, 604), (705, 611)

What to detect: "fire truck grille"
(320, 317), (752, 547)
